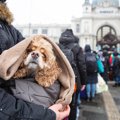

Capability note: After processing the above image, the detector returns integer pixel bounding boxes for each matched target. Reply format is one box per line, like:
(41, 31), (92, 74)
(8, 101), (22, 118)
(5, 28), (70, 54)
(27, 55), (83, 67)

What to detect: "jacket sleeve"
(77, 51), (87, 85)
(14, 28), (25, 43)
(0, 88), (56, 120)
(10, 25), (25, 43)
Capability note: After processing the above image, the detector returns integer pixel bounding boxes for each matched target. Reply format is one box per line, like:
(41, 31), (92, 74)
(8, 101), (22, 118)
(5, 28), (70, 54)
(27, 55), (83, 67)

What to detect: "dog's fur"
(13, 37), (62, 87)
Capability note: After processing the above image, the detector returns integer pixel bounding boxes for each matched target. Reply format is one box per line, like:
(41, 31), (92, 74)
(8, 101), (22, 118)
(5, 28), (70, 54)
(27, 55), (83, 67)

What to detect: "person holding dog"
(0, 0), (70, 119)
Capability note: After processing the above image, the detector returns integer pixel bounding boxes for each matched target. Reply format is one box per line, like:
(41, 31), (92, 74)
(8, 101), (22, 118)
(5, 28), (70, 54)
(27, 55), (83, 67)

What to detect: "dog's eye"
(40, 48), (45, 53)
(32, 47), (36, 51)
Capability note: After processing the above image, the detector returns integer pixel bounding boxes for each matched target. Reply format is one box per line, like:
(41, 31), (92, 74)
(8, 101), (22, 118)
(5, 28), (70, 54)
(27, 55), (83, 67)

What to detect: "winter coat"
(113, 56), (120, 77)
(0, 3), (56, 119)
(84, 45), (98, 84)
(0, 87), (56, 120)
(77, 47), (87, 86)
(59, 29), (87, 90)
(0, 20), (24, 54)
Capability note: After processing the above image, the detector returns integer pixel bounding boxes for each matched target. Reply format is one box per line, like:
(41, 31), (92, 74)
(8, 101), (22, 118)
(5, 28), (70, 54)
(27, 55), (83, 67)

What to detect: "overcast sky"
(7, 0), (85, 25)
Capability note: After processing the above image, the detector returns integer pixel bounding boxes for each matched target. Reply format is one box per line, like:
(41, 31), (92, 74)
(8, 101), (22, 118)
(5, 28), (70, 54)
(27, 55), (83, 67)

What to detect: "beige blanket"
(0, 35), (75, 105)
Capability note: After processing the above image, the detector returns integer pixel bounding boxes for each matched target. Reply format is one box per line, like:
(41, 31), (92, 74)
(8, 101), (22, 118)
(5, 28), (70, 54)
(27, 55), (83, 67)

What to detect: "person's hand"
(81, 85), (86, 91)
(49, 104), (70, 120)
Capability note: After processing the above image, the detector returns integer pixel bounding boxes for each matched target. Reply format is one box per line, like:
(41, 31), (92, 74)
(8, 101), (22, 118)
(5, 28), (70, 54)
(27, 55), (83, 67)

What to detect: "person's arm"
(15, 28), (25, 42)
(77, 50), (87, 86)
(0, 87), (56, 120)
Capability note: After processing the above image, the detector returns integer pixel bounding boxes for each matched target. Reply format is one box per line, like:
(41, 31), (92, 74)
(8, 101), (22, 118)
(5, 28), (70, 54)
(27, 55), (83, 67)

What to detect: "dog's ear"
(26, 43), (32, 53)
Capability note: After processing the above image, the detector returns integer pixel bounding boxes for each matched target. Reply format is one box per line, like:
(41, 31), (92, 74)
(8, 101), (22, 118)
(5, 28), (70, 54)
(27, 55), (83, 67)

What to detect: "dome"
(92, 0), (119, 7)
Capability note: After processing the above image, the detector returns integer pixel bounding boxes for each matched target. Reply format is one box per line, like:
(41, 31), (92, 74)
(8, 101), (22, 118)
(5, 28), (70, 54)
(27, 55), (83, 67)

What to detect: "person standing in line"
(0, 0), (70, 119)
(84, 44), (98, 102)
(101, 50), (109, 84)
(59, 29), (87, 120)
(112, 51), (120, 87)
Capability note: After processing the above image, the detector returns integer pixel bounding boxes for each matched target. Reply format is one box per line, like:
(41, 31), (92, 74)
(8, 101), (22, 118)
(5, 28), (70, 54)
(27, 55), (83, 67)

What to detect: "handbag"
(97, 58), (104, 73)
(96, 74), (108, 94)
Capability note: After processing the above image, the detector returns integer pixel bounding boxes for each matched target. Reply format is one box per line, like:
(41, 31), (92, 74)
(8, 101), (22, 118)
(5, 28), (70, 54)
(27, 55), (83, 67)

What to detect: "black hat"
(0, 0), (6, 3)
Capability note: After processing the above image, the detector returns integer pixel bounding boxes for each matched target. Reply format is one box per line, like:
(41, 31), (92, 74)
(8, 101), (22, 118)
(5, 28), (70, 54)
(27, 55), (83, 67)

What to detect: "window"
(86, 7), (88, 12)
(84, 22), (89, 33)
(76, 24), (80, 33)
(97, 25), (116, 41)
(32, 29), (38, 34)
(85, 38), (88, 42)
(42, 29), (48, 34)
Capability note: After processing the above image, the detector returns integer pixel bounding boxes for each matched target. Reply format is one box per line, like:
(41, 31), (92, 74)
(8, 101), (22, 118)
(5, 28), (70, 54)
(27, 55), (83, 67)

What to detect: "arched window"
(96, 25), (116, 42)
(96, 25), (120, 50)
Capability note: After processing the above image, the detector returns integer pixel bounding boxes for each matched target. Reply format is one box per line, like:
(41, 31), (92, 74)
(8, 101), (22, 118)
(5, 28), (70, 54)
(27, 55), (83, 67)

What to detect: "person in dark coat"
(84, 44), (98, 102)
(59, 29), (87, 120)
(0, 0), (70, 119)
(113, 51), (120, 87)
(101, 50), (109, 84)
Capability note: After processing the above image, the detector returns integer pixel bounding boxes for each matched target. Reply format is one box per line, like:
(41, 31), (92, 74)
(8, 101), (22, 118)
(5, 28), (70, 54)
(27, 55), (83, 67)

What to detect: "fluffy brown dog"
(13, 36), (62, 87)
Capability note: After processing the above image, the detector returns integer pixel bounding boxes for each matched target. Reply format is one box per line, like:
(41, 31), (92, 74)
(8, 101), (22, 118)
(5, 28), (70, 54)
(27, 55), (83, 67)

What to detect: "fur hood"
(0, 2), (13, 24)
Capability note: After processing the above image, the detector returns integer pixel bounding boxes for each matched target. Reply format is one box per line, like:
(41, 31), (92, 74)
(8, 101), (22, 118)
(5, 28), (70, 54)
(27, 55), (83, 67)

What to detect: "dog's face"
(14, 36), (61, 87)
(24, 38), (55, 70)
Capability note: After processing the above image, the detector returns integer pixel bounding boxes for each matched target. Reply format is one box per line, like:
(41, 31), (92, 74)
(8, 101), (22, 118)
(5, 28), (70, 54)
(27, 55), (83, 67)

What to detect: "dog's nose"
(31, 52), (39, 59)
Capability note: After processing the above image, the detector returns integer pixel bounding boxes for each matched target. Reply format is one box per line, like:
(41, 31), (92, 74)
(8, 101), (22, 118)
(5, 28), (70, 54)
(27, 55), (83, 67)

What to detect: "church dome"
(92, 0), (119, 7)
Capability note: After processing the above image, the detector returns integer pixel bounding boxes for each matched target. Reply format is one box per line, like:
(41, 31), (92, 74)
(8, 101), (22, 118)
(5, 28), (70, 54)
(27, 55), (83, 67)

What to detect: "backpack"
(85, 53), (97, 74)
(59, 44), (76, 68)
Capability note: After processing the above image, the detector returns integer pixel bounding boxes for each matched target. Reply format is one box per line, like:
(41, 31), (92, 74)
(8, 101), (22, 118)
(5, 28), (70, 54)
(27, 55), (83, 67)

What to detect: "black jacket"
(113, 56), (120, 76)
(84, 45), (98, 84)
(0, 88), (55, 120)
(0, 17), (56, 120)
(59, 29), (86, 90)
(0, 20), (24, 54)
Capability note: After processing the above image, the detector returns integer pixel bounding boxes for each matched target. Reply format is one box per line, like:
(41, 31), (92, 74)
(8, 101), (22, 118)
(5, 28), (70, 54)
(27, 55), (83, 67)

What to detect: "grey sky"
(7, 0), (84, 25)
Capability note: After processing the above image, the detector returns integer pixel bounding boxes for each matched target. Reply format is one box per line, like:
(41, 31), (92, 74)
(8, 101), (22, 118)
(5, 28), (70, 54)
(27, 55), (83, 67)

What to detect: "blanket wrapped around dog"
(0, 35), (75, 106)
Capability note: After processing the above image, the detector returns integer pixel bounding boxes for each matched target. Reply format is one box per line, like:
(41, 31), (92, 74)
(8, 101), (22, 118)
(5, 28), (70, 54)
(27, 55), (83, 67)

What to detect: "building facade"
(71, 0), (120, 51)
(15, 23), (70, 43)
(15, 0), (120, 51)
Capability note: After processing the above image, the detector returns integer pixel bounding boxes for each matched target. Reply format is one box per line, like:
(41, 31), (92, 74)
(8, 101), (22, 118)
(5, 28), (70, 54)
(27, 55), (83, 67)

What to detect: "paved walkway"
(108, 81), (120, 114)
(78, 81), (120, 120)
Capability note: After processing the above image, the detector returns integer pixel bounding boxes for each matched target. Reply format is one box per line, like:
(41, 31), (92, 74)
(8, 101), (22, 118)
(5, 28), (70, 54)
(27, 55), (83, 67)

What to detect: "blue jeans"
(77, 91), (81, 105)
(86, 83), (96, 98)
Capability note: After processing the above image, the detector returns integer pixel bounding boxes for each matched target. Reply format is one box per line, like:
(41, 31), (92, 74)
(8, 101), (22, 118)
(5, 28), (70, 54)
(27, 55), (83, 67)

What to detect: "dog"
(13, 37), (62, 87)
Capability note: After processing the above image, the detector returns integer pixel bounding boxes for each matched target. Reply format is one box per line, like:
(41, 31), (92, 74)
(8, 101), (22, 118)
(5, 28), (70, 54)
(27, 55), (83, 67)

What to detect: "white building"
(71, 0), (120, 50)
(15, 0), (120, 51)
(15, 23), (70, 43)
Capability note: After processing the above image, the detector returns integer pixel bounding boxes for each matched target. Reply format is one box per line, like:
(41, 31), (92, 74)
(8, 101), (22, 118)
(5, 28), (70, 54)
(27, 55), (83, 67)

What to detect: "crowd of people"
(0, 0), (120, 120)
(58, 29), (120, 120)
(98, 49), (120, 86)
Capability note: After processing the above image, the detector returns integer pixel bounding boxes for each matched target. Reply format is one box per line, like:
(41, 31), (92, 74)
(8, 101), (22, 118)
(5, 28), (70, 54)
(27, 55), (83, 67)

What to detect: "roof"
(97, 33), (120, 46)
(92, 0), (119, 7)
